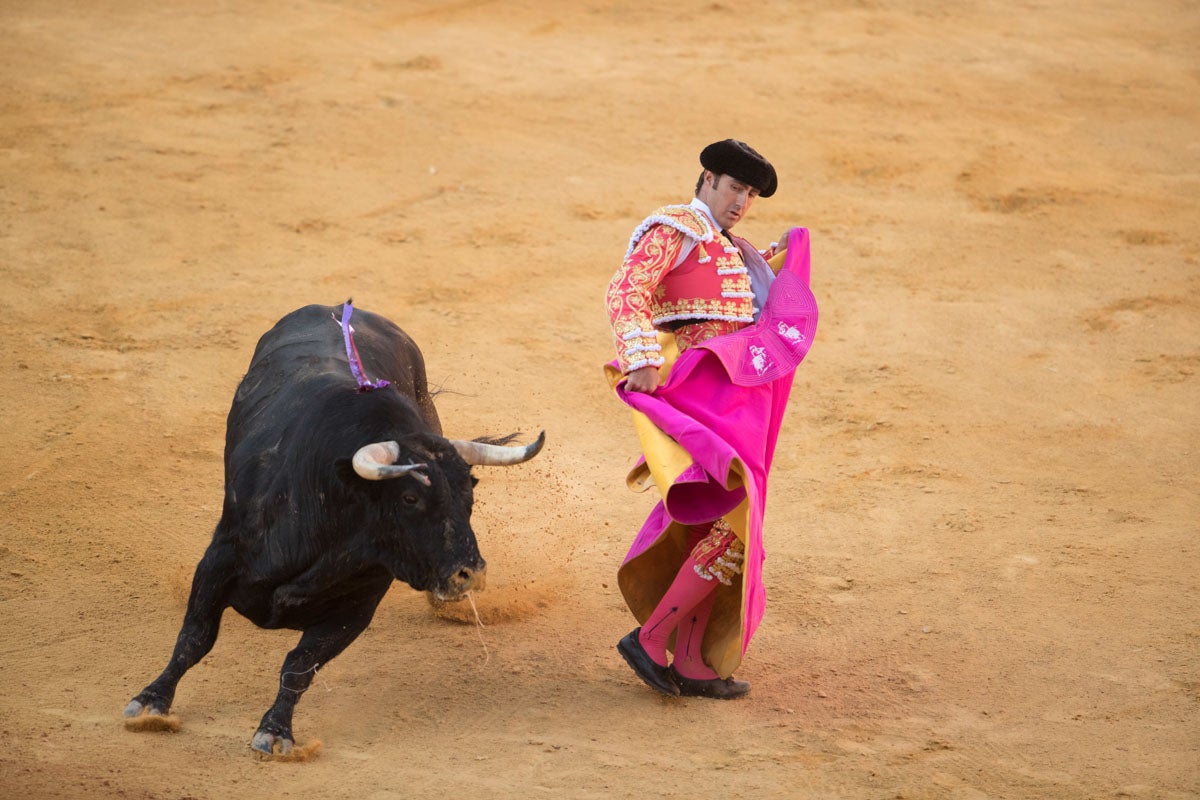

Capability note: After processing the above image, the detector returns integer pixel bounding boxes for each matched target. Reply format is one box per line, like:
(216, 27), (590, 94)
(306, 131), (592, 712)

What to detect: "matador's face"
(698, 171), (759, 232)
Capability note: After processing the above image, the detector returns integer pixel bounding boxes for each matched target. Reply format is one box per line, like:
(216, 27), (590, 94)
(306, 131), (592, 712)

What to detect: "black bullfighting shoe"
(668, 666), (751, 699)
(617, 628), (680, 696)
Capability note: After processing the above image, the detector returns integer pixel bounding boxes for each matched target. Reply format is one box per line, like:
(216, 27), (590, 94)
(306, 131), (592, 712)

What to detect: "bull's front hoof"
(250, 731), (322, 762)
(122, 700), (181, 732)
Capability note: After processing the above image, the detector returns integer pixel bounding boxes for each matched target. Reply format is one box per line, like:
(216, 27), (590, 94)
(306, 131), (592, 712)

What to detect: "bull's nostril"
(458, 569), (471, 582)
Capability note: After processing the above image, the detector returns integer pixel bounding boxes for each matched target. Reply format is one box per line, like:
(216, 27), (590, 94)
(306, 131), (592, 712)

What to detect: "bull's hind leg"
(250, 589), (385, 758)
(124, 539), (235, 728)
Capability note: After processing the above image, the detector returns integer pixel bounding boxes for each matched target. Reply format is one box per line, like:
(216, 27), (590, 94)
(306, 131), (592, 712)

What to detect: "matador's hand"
(624, 366), (661, 394)
(765, 229), (792, 259)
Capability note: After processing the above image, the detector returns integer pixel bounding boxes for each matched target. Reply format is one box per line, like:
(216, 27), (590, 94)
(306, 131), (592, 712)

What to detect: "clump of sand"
(123, 712), (182, 733)
(252, 740), (323, 763)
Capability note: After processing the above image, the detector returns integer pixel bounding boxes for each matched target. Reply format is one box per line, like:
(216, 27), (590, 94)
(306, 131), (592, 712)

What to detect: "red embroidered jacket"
(606, 204), (758, 373)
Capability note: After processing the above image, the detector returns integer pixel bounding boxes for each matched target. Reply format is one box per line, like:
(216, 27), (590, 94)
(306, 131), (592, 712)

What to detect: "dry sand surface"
(2, 1), (1198, 798)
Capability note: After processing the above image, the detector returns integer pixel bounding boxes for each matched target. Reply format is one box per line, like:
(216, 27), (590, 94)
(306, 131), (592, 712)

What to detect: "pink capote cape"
(605, 228), (817, 678)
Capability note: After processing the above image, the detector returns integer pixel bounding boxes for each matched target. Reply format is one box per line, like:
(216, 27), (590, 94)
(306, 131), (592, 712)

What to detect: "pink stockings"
(637, 521), (744, 680)
(669, 589), (719, 679)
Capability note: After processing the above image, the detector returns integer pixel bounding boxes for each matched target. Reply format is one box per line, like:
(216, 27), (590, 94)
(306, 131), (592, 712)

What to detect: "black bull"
(123, 303), (544, 756)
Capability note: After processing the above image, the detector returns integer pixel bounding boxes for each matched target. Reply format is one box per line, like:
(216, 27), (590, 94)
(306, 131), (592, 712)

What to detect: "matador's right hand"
(624, 366), (661, 394)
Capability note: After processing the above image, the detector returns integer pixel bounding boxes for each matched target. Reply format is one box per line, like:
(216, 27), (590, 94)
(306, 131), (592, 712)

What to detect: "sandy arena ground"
(2, 1), (1198, 798)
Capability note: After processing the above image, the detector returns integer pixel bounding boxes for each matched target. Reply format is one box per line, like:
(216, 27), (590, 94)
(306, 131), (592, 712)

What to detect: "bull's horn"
(352, 441), (431, 485)
(449, 430), (545, 466)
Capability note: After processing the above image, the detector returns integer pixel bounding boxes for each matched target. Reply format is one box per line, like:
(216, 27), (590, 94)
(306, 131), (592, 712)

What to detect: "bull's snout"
(439, 562), (486, 601)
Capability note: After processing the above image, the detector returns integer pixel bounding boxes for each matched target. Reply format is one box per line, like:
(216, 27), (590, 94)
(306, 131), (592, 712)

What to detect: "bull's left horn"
(352, 441), (431, 485)
(449, 430), (545, 466)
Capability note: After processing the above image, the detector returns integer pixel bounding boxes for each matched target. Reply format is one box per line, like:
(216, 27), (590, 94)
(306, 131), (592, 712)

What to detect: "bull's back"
(224, 303), (442, 475)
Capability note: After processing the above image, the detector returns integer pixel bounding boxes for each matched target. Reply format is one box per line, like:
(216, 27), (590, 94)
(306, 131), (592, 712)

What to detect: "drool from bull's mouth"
(466, 591), (490, 664)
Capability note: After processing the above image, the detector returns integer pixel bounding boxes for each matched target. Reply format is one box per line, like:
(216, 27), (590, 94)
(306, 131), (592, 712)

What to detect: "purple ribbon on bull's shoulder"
(699, 227), (818, 386)
(334, 300), (391, 392)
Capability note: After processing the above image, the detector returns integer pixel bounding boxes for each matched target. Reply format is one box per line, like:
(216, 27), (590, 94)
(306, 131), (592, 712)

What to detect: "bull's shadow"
(123, 301), (544, 758)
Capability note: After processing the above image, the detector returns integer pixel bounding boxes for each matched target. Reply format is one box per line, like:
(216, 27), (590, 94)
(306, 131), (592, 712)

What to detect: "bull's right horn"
(352, 441), (431, 485)
(449, 430), (545, 466)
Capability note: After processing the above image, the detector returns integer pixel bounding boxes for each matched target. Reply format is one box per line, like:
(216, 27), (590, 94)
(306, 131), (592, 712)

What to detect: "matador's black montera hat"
(700, 139), (777, 198)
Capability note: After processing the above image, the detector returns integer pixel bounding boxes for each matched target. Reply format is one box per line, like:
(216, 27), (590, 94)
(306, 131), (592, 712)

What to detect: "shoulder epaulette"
(625, 205), (716, 259)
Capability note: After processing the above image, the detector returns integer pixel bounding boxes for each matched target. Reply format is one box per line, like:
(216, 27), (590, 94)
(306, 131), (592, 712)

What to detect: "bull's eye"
(401, 493), (420, 507)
